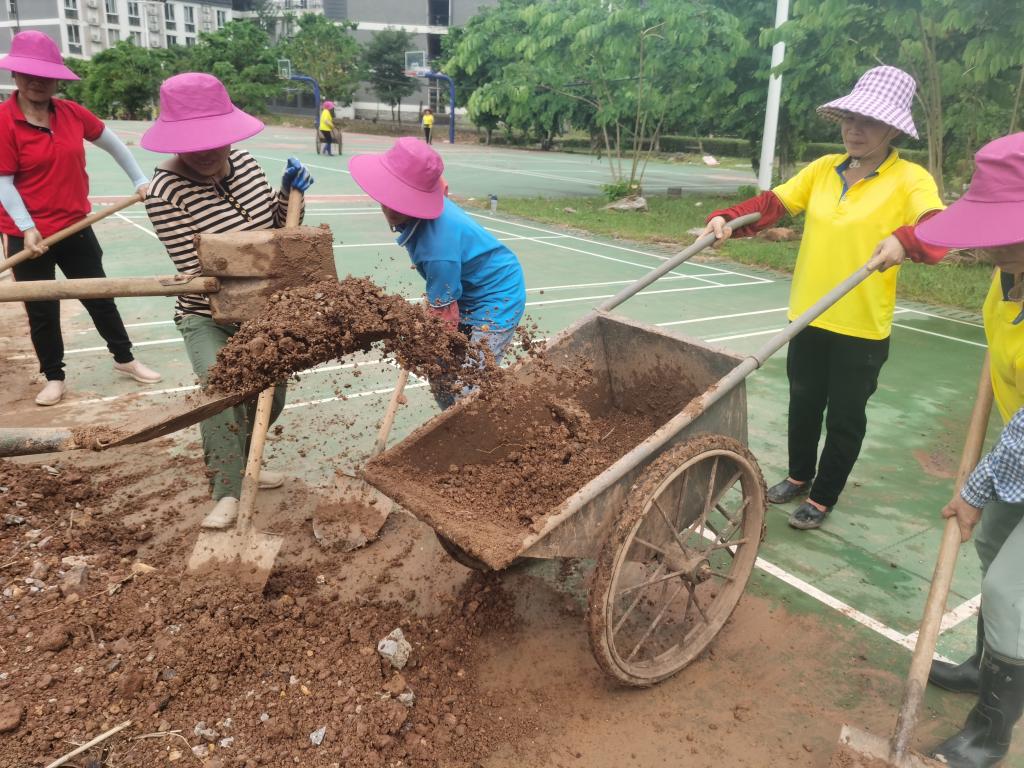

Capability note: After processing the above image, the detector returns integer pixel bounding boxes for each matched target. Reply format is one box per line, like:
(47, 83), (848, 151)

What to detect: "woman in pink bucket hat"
(349, 137), (526, 408)
(0, 30), (162, 406)
(142, 72), (314, 530)
(915, 133), (1024, 768)
(319, 100), (336, 156)
(701, 65), (947, 531)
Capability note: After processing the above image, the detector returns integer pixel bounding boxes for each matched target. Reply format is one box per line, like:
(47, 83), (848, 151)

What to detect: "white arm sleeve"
(0, 175), (35, 232)
(92, 127), (148, 189)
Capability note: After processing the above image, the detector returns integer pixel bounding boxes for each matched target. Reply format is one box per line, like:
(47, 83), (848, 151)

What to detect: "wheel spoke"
(706, 568), (735, 582)
(651, 497), (691, 557)
(617, 567), (688, 597)
(687, 583), (711, 624)
(697, 458), (720, 541)
(626, 581), (687, 661)
(612, 561), (667, 636)
(634, 536), (671, 558)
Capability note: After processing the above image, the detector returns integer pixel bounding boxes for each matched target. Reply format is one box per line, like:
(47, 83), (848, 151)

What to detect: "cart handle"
(595, 212), (761, 314)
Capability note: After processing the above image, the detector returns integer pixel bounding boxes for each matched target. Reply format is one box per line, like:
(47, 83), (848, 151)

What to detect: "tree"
(76, 42), (165, 119)
(184, 20), (282, 114)
(364, 28), (417, 123)
(280, 14), (362, 106)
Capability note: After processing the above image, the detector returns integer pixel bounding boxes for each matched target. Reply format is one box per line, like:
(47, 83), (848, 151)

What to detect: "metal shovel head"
(186, 526), (283, 591)
(194, 224), (337, 323)
(834, 725), (946, 768)
(311, 469), (393, 552)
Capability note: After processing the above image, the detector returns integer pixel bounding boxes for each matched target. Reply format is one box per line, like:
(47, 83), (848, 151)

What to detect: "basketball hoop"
(277, 58), (292, 80)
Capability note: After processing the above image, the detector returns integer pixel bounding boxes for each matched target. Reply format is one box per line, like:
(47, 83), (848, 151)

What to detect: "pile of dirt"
(206, 277), (508, 398)
(0, 459), (538, 767)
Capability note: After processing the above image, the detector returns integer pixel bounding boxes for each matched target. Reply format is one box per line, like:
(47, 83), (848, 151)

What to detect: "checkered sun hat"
(817, 66), (919, 139)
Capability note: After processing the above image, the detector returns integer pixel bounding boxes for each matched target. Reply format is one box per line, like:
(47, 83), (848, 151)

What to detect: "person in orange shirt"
(701, 66), (945, 530)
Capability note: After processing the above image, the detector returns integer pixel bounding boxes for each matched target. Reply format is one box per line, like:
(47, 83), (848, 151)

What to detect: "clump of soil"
(206, 277), (507, 398)
(0, 458), (537, 767)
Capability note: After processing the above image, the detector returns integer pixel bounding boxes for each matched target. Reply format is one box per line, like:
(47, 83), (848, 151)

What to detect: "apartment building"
(0, 0), (233, 95)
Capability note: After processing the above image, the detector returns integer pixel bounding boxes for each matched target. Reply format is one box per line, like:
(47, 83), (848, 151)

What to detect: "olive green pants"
(176, 314), (287, 500)
(975, 499), (1024, 661)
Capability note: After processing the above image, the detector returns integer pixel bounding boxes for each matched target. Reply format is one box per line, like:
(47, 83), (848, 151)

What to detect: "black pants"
(319, 130), (332, 152)
(786, 325), (890, 508)
(423, 126), (432, 144)
(8, 227), (134, 381)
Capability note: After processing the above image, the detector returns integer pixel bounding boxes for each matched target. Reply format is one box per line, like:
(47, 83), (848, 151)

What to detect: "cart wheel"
(315, 131), (322, 155)
(587, 434), (766, 686)
(435, 532), (490, 572)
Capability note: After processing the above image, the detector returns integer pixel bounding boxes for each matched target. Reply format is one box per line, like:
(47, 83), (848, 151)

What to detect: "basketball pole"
(757, 0), (789, 191)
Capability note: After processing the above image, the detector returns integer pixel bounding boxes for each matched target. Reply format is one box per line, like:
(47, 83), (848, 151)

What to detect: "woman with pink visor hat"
(0, 30), (162, 406)
(349, 137), (526, 409)
(141, 72), (313, 531)
(916, 133), (1024, 768)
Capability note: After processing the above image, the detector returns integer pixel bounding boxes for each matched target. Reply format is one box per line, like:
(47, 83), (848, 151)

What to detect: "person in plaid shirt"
(918, 132), (1024, 768)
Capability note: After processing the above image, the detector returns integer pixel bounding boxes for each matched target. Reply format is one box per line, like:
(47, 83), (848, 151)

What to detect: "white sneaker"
(259, 470), (284, 490)
(113, 359), (162, 384)
(35, 380), (66, 406)
(201, 496), (238, 529)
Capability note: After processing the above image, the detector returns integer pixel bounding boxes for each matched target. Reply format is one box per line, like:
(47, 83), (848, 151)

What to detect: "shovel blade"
(311, 471), (392, 552)
(187, 527), (283, 591)
(834, 725), (946, 768)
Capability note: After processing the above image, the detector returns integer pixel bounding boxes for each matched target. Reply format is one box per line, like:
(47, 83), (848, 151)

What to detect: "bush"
(601, 180), (636, 201)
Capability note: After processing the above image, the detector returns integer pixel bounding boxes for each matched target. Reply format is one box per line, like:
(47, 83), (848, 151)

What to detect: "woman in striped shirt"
(141, 73), (314, 530)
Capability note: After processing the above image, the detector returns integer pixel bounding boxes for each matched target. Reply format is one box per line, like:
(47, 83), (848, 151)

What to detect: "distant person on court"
(916, 133), (1024, 768)
(422, 107), (434, 145)
(701, 66), (946, 530)
(319, 100), (335, 156)
(349, 137), (526, 408)
(0, 30), (162, 406)
(141, 73), (313, 530)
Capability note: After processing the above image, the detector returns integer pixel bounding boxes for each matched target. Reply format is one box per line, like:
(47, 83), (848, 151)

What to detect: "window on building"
(7, 0), (16, 15)
(166, 33), (176, 46)
(183, 5), (194, 32)
(164, 2), (175, 29)
(66, 23), (81, 52)
(64, 0), (78, 20)
(215, 8), (225, 25)
(184, 35), (194, 46)
(428, 0), (449, 26)
(104, 0), (117, 22)
(127, 0), (139, 24)
(108, 27), (119, 42)
(129, 29), (141, 45)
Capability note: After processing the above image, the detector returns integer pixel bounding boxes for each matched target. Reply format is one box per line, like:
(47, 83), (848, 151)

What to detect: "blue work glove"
(281, 157), (314, 193)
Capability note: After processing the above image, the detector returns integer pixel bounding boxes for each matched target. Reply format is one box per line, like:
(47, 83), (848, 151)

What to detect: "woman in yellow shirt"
(422, 107), (434, 145)
(702, 66), (945, 530)
(319, 100), (335, 156)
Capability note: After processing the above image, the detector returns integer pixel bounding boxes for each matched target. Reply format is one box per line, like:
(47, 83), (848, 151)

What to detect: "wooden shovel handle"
(0, 194), (141, 273)
(236, 387), (276, 532)
(0, 275), (219, 302)
(371, 369), (409, 458)
(891, 352), (994, 759)
(285, 187), (303, 228)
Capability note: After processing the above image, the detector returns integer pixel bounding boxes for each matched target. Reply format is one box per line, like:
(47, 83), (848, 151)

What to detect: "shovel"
(313, 368), (409, 551)
(184, 189), (309, 588)
(835, 353), (994, 767)
(0, 194), (142, 273)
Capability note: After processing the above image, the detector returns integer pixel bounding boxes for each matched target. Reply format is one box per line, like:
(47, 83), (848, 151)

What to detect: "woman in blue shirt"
(349, 138), (526, 407)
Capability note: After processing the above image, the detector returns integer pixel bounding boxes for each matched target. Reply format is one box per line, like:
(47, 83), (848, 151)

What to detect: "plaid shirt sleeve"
(962, 407), (1024, 508)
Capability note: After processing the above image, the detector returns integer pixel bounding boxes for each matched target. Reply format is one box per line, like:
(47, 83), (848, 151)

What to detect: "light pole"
(757, 0), (790, 190)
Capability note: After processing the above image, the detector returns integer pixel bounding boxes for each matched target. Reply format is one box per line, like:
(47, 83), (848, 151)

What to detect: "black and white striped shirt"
(145, 149), (299, 318)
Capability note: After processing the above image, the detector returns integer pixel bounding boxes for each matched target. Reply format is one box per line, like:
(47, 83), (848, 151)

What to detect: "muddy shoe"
(113, 359), (163, 384)
(767, 477), (811, 504)
(787, 501), (831, 530)
(35, 380), (66, 406)
(201, 497), (238, 529)
(259, 471), (284, 490)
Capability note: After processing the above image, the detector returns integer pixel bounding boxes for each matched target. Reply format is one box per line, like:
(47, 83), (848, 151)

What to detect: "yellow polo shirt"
(773, 152), (942, 340)
(983, 271), (1024, 422)
(319, 109), (334, 132)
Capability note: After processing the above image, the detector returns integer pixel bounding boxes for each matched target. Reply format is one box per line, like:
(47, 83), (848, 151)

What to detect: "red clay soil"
(0, 458), (538, 768)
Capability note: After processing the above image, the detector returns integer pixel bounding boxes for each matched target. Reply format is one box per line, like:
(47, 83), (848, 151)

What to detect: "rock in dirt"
(377, 628), (412, 670)
(309, 725), (327, 746)
(59, 564), (89, 597)
(36, 625), (70, 652)
(0, 702), (25, 733)
(603, 195), (648, 212)
(761, 226), (799, 242)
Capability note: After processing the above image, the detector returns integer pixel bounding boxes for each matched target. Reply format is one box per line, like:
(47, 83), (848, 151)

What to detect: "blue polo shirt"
(396, 198), (526, 330)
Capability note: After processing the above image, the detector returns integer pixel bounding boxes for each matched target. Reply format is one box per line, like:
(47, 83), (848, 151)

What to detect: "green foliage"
(280, 14), (362, 106)
(364, 28), (417, 120)
(76, 42), (165, 119)
(184, 21), (282, 114)
(601, 180), (634, 200)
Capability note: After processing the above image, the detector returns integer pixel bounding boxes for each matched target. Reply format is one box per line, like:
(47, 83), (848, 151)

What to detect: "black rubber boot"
(930, 648), (1024, 768)
(930, 612), (984, 694)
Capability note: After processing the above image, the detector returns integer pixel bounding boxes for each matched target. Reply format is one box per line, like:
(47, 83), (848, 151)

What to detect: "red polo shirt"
(0, 93), (104, 237)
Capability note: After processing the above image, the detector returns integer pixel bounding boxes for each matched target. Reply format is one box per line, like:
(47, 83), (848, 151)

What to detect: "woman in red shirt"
(0, 31), (161, 406)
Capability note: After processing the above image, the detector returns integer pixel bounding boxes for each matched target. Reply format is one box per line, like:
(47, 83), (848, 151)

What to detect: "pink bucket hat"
(322, 101), (335, 111)
(817, 66), (919, 140)
(0, 30), (79, 81)
(349, 137), (445, 220)
(917, 133), (1024, 249)
(141, 73), (264, 154)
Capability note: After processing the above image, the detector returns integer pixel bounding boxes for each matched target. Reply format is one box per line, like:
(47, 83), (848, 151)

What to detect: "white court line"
(441, 160), (599, 187)
(904, 595), (981, 646)
(249, 153), (352, 176)
(892, 322), (987, 348)
(658, 307), (788, 327)
(284, 380), (429, 410)
(115, 212), (159, 239)
(469, 211), (772, 282)
(333, 234), (565, 249)
(526, 281), (766, 308)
